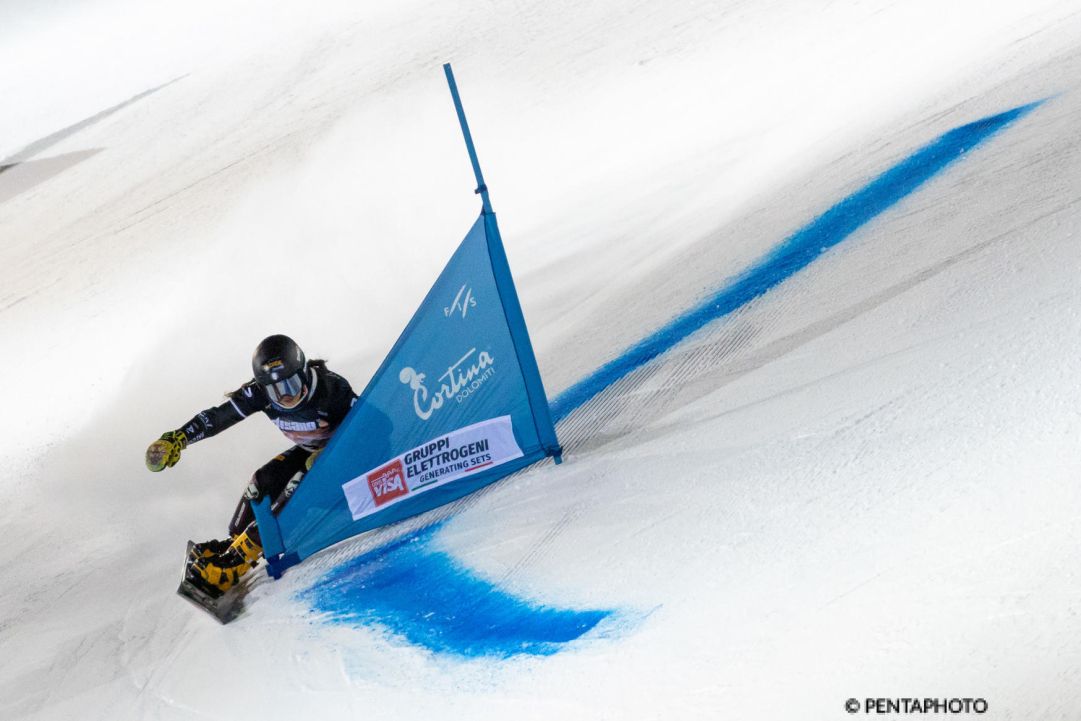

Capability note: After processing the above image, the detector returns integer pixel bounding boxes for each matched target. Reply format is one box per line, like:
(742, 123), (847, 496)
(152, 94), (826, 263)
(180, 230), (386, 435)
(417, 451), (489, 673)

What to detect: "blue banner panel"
(258, 214), (559, 574)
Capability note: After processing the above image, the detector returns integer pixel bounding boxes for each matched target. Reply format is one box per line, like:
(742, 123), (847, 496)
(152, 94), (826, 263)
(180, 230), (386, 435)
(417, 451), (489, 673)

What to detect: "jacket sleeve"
(176, 381), (266, 443)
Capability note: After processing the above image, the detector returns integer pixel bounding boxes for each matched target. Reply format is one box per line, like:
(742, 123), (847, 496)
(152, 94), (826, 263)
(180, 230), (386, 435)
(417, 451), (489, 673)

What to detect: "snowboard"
(176, 541), (247, 624)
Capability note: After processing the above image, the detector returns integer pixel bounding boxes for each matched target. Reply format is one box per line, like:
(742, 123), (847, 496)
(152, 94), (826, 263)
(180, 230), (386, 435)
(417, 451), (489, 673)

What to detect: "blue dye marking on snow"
(550, 101), (1043, 422)
(302, 523), (612, 658)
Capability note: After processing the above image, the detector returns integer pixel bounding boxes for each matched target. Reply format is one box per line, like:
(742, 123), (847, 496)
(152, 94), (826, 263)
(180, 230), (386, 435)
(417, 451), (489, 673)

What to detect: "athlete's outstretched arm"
(145, 384), (263, 472)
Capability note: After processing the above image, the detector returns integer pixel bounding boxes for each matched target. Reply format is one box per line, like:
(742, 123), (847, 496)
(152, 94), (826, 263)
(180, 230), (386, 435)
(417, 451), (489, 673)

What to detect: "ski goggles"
(265, 371), (307, 409)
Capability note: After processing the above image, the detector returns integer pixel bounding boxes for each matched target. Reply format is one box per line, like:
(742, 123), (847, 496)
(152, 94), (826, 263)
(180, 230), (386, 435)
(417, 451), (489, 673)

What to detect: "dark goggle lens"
(266, 373), (305, 406)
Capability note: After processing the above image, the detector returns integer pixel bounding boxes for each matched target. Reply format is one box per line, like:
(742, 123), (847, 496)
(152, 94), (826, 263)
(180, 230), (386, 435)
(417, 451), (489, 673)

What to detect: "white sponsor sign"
(341, 416), (523, 521)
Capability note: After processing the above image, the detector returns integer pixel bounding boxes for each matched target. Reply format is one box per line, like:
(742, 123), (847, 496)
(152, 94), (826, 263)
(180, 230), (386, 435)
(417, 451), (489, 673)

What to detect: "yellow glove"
(305, 448), (324, 471)
(145, 431), (188, 472)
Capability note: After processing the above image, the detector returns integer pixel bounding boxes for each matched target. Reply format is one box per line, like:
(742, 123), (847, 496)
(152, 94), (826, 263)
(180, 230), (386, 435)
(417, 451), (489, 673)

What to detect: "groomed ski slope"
(2, 1), (1081, 719)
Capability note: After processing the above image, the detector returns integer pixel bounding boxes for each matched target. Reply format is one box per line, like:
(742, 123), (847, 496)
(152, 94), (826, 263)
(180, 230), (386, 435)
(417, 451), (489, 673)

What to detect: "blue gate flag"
(255, 212), (561, 576)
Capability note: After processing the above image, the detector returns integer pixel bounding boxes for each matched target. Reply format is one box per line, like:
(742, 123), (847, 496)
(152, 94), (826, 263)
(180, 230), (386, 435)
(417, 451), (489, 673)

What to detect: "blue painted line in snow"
(301, 523), (612, 658)
(549, 101), (1043, 422)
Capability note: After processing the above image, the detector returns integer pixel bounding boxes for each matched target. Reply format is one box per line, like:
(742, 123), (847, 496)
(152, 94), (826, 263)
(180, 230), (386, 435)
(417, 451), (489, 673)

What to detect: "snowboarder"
(145, 334), (356, 597)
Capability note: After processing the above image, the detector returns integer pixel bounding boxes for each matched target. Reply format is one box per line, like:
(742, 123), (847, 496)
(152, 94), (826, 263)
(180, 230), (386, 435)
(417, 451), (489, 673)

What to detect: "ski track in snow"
(3, 1), (1081, 719)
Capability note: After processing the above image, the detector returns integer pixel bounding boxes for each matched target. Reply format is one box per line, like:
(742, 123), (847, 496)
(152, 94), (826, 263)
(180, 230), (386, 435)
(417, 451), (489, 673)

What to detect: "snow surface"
(3, 1), (1081, 719)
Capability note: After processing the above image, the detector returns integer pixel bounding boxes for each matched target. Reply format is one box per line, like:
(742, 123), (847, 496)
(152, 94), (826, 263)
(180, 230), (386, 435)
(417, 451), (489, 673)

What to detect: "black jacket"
(178, 361), (356, 451)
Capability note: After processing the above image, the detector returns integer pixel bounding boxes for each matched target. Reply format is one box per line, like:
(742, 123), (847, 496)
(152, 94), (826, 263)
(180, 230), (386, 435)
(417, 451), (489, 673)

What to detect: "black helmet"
(252, 335), (310, 409)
